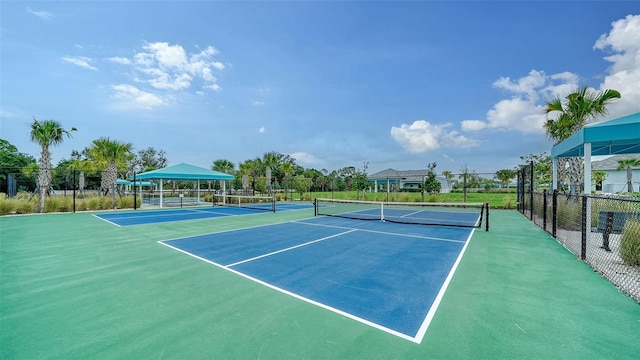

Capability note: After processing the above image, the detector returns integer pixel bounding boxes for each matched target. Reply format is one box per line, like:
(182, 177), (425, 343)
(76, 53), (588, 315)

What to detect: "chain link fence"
(518, 163), (640, 303)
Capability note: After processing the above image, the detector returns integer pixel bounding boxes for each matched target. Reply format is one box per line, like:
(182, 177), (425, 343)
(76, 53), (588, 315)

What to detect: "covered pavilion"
(550, 112), (640, 193)
(134, 163), (234, 208)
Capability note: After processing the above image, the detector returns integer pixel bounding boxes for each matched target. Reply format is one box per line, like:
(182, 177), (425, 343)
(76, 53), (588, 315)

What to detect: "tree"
(29, 118), (76, 212)
(519, 153), (552, 191)
(132, 147), (167, 173)
(0, 139), (36, 192)
(212, 159), (235, 192)
(353, 162), (369, 200)
(441, 170), (454, 191)
(592, 171), (607, 191)
(617, 159), (640, 193)
(88, 137), (133, 205)
(495, 169), (516, 189)
(423, 162), (441, 194)
(237, 160), (256, 194)
(279, 162), (295, 199)
(544, 87), (620, 193)
(293, 174), (313, 199)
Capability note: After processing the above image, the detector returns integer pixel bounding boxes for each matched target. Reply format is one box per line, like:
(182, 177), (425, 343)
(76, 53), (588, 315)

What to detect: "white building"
(367, 168), (452, 193)
(592, 154), (640, 193)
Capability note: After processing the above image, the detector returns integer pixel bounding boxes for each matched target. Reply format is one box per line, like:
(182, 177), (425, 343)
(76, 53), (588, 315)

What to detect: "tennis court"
(161, 217), (474, 342)
(1, 203), (639, 359)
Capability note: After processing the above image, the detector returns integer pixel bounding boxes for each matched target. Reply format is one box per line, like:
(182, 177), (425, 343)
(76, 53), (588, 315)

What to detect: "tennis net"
(213, 194), (276, 212)
(314, 198), (488, 230)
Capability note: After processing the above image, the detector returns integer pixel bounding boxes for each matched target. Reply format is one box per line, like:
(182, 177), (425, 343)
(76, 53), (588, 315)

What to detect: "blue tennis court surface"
(160, 216), (474, 342)
(95, 202), (313, 226)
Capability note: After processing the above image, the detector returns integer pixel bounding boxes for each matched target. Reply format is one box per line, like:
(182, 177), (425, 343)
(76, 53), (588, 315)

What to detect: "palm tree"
(212, 159), (234, 193)
(441, 170), (455, 191)
(544, 87), (620, 193)
(88, 138), (133, 205)
(592, 170), (607, 192)
(617, 159), (640, 193)
(279, 162), (294, 200)
(29, 118), (76, 212)
(238, 160), (255, 194)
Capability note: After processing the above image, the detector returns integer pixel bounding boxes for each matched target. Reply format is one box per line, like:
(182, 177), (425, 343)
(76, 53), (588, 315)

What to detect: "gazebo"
(550, 112), (640, 193)
(134, 163), (234, 208)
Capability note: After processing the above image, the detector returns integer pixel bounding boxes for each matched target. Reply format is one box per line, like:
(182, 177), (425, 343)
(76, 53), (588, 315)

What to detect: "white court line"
(92, 214), (121, 227)
(158, 220), (474, 343)
(224, 229), (357, 268)
(157, 234), (421, 343)
(413, 228), (476, 343)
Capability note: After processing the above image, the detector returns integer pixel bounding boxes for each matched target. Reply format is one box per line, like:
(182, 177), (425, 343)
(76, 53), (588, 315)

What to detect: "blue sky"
(1, 1), (639, 175)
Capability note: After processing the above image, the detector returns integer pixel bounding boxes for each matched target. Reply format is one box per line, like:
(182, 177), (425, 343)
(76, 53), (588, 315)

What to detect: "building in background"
(367, 168), (451, 194)
(592, 154), (640, 193)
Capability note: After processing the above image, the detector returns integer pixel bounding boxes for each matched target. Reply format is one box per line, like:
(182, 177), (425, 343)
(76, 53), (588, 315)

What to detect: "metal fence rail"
(518, 164), (640, 303)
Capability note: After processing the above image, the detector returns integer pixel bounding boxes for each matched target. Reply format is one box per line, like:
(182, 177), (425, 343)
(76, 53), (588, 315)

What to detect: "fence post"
(581, 195), (587, 260)
(542, 189), (547, 232)
(552, 189), (557, 238)
(133, 172), (137, 210)
(517, 169), (523, 214)
(529, 161), (534, 221)
(73, 169), (76, 213)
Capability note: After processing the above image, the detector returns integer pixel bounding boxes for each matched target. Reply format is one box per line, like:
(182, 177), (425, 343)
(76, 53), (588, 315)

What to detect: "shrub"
(87, 197), (101, 210)
(118, 195), (136, 209)
(0, 194), (17, 215)
(100, 196), (114, 209)
(44, 197), (59, 213)
(620, 219), (640, 266)
(15, 199), (36, 214)
(503, 195), (514, 209)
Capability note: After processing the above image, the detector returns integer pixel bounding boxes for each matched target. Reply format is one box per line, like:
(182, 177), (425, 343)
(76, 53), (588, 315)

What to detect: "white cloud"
(106, 41), (225, 111)
(594, 14), (640, 118)
(460, 69), (579, 134)
(259, 127), (266, 133)
(252, 101), (266, 106)
(62, 56), (98, 71)
(111, 84), (166, 110)
(27, 8), (54, 21)
(126, 41), (224, 91)
(390, 120), (478, 153)
(289, 152), (322, 166)
(461, 119), (487, 131)
(108, 57), (132, 65)
(464, 15), (640, 134)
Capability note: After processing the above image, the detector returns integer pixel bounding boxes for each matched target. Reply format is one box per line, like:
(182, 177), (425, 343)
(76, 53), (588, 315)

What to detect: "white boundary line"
(413, 228), (476, 343)
(158, 236), (420, 343)
(91, 213), (121, 227)
(158, 219), (474, 343)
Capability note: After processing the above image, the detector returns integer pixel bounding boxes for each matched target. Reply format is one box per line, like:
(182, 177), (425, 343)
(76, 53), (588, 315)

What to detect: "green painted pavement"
(1, 208), (638, 359)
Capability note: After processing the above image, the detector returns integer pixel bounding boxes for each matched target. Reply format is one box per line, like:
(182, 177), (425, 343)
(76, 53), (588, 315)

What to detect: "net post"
(380, 202), (384, 221)
(271, 196), (276, 213)
(485, 203), (489, 231)
(314, 198), (317, 216)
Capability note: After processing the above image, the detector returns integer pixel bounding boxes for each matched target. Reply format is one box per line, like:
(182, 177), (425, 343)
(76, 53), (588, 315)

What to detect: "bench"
(595, 210), (640, 251)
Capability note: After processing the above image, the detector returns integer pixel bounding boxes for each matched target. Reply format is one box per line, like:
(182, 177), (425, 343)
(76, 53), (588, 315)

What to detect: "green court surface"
(1, 207), (638, 359)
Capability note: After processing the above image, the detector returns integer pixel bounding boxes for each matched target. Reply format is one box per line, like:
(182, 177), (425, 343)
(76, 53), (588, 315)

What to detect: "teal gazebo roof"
(134, 163), (234, 181)
(551, 112), (640, 158)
